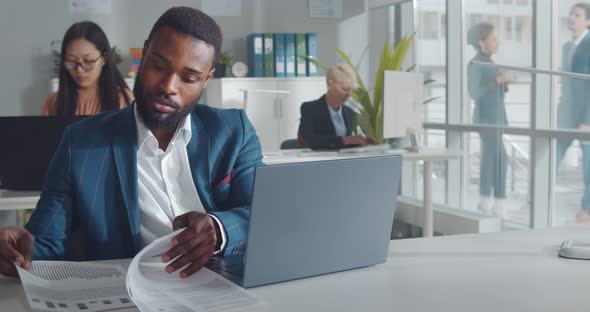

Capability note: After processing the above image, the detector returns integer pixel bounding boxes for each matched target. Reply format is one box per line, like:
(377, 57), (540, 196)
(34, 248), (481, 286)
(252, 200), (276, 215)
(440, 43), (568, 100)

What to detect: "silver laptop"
(206, 155), (401, 288)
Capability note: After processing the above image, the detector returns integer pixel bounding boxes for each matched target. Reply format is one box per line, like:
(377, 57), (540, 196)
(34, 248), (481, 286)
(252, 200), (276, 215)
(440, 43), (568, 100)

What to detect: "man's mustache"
(149, 95), (180, 109)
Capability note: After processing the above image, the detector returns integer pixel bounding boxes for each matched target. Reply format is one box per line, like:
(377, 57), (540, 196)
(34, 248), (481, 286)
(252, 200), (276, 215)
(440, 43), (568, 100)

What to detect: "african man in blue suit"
(557, 3), (590, 223)
(0, 7), (263, 279)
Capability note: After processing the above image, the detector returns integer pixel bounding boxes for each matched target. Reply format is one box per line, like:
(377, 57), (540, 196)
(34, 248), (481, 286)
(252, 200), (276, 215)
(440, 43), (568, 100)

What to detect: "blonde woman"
(298, 63), (372, 150)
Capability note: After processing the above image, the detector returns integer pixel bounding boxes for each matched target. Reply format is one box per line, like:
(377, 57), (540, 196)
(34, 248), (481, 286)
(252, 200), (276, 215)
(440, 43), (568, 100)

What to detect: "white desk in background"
(0, 148), (458, 234)
(263, 148), (460, 237)
(0, 190), (40, 226)
(1, 226), (589, 312)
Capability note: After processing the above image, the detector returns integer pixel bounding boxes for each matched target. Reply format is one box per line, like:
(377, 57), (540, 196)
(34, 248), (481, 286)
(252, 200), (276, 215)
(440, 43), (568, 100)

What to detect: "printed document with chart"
(15, 261), (132, 312)
(16, 231), (261, 312)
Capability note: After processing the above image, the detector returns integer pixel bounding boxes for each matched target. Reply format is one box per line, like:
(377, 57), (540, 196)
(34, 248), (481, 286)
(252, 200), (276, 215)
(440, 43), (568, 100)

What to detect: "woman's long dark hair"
(57, 21), (131, 116)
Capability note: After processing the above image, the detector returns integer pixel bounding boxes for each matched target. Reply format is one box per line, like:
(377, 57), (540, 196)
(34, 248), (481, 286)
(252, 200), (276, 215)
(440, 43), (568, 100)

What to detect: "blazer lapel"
(572, 33), (590, 71)
(186, 111), (213, 211)
(343, 106), (354, 136)
(111, 106), (140, 253)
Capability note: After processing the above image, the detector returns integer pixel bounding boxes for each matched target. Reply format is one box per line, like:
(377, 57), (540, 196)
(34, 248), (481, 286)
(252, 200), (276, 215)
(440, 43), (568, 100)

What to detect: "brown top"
(41, 84), (133, 116)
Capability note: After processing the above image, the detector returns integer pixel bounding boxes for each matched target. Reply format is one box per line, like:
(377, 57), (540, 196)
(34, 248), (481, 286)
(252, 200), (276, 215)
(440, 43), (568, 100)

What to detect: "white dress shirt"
(328, 104), (347, 137)
(134, 105), (226, 253)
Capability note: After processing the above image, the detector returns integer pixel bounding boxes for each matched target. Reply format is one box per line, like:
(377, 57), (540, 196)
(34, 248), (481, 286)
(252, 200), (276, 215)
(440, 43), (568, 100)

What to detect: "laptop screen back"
(242, 155), (401, 287)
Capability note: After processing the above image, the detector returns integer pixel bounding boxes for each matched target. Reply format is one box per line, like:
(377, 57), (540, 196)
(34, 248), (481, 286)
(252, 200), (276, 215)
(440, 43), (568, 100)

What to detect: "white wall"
(338, 3), (370, 88)
(0, 0), (368, 116)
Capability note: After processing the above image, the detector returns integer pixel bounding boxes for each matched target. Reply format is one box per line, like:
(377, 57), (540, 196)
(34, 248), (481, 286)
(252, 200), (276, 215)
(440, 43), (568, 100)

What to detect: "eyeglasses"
(63, 55), (103, 71)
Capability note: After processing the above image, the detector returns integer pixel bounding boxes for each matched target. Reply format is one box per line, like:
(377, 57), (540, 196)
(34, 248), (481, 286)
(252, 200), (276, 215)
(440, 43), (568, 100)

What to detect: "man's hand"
(0, 226), (35, 277)
(162, 212), (219, 278)
(342, 135), (367, 146)
(497, 70), (511, 85)
(579, 124), (590, 132)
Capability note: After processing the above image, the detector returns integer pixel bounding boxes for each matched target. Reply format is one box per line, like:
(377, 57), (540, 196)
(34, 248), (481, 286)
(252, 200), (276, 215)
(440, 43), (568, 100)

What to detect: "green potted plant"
(214, 51), (232, 78)
(110, 45), (124, 65)
(307, 34), (435, 144)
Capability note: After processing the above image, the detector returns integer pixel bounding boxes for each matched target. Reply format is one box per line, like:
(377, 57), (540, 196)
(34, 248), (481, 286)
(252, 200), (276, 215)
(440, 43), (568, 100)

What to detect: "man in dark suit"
(298, 63), (371, 150)
(557, 3), (590, 223)
(0, 7), (263, 278)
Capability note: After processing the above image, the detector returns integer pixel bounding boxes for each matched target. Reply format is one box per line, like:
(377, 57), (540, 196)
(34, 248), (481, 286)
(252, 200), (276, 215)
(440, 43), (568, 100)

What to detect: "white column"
(423, 161), (433, 237)
(445, 0), (463, 211)
(530, 0), (554, 228)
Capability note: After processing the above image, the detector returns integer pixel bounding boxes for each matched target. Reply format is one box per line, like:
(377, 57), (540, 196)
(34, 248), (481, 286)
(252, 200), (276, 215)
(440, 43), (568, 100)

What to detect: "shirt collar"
(133, 101), (192, 152)
(326, 102), (343, 117)
(574, 29), (588, 47)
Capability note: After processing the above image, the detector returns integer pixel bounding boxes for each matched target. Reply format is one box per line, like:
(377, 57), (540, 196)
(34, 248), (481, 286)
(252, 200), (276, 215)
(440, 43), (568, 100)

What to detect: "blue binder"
(247, 33), (264, 77)
(274, 33), (286, 78)
(285, 33), (296, 77)
(306, 33), (319, 77)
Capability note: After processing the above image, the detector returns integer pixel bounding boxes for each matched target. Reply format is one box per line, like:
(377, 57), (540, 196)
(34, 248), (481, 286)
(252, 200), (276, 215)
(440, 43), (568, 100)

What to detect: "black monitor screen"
(0, 116), (87, 191)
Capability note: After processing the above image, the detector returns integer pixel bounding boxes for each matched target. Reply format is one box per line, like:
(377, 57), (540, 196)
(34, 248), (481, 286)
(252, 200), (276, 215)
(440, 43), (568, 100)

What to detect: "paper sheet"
(127, 231), (262, 312)
(16, 261), (133, 312)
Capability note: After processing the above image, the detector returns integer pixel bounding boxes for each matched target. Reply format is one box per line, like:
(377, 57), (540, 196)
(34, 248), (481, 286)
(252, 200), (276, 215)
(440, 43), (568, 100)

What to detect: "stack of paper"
(16, 231), (262, 312)
(16, 261), (133, 312)
(126, 231), (262, 312)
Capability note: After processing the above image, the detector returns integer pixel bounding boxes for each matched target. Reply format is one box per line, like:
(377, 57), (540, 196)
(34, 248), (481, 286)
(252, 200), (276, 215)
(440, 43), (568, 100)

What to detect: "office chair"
(280, 139), (300, 150)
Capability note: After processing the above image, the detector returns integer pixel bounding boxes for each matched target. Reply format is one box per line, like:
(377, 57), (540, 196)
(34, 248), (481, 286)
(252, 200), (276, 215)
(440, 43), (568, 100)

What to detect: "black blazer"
(298, 95), (355, 150)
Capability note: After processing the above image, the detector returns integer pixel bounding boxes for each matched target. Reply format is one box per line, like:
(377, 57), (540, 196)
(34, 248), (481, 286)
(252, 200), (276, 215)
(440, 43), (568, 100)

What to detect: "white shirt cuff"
(207, 213), (227, 255)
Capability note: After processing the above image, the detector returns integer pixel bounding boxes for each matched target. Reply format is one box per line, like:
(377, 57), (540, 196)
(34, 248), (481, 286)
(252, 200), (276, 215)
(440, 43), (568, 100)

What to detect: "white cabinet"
(205, 77), (326, 151)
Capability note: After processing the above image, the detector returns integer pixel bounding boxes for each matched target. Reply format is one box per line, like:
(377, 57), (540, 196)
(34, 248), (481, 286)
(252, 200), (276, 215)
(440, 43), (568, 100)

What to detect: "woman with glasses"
(41, 21), (132, 116)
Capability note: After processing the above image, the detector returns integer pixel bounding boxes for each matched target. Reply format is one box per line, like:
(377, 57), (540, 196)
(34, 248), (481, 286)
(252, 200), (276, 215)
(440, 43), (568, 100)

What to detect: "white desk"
(263, 148), (459, 237)
(0, 148), (457, 234)
(0, 190), (40, 225)
(1, 226), (589, 312)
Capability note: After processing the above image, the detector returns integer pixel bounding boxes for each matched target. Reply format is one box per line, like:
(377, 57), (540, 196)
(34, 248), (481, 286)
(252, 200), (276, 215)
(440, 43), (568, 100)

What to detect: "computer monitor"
(0, 116), (87, 191)
(383, 70), (424, 140)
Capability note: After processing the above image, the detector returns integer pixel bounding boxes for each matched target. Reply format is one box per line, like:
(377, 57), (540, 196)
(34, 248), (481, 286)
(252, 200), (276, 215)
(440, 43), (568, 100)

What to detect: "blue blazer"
(25, 104), (263, 261)
(467, 52), (508, 126)
(559, 32), (590, 128)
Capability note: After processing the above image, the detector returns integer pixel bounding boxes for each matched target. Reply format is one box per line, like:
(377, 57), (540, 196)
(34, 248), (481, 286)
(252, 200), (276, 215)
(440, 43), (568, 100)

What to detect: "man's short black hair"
(574, 2), (590, 20)
(147, 6), (223, 67)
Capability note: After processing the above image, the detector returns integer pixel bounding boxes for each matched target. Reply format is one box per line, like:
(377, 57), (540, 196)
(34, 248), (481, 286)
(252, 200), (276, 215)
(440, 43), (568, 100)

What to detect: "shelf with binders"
(247, 32), (319, 78)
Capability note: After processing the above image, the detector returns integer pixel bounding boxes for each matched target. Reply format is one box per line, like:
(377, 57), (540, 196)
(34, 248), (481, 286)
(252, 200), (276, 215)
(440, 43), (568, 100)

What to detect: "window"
(420, 0), (589, 229)
(420, 11), (440, 40)
(504, 16), (513, 40)
(515, 16), (530, 43)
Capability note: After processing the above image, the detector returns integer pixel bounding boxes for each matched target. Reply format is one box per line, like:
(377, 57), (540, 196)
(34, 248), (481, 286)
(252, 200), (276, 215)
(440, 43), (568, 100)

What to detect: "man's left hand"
(162, 212), (220, 278)
(579, 124), (590, 132)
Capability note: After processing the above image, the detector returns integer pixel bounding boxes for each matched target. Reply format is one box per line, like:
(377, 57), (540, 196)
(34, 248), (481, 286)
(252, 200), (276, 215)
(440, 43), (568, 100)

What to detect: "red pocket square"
(215, 170), (234, 187)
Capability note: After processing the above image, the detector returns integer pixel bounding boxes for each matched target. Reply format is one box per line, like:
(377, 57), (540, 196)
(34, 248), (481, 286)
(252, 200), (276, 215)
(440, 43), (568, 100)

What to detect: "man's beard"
(133, 73), (199, 131)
